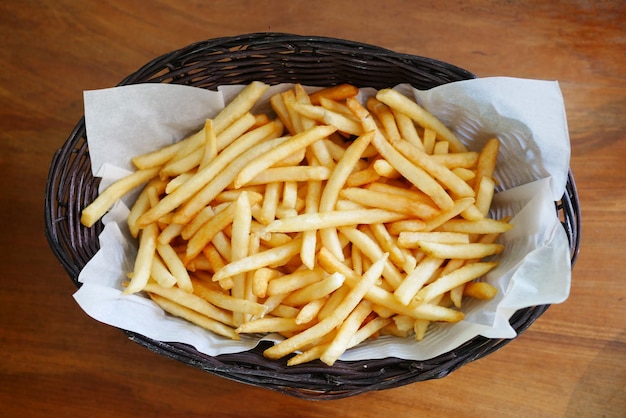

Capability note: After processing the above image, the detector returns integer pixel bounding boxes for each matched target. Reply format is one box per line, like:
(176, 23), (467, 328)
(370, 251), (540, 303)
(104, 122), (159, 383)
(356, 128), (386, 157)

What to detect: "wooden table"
(1, 1), (624, 416)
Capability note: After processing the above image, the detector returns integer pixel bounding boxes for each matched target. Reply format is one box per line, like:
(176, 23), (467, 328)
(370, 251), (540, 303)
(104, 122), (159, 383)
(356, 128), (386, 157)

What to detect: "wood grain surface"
(1, 1), (624, 417)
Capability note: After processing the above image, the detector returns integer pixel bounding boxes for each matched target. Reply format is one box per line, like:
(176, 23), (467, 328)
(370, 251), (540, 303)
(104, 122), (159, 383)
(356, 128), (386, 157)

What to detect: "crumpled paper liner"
(74, 77), (571, 361)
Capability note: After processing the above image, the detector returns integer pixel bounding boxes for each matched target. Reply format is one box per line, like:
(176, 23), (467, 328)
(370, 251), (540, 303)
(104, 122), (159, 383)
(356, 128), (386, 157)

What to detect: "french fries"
(81, 81), (510, 365)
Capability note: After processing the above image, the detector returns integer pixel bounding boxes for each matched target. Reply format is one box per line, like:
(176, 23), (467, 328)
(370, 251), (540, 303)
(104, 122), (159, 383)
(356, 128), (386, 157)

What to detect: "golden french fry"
(463, 281), (498, 300)
(435, 217), (513, 235)
(309, 83), (359, 105)
(282, 272), (345, 307)
(376, 88), (468, 153)
(131, 129), (204, 170)
(295, 298), (327, 325)
(415, 262), (498, 303)
(318, 131), (374, 259)
(211, 238), (303, 282)
(339, 187), (439, 219)
(81, 167), (160, 227)
(234, 125), (337, 188)
(149, 293), (239, 340)
(192, 278), (269, 317)
(212, 81), (269, 135)
(366, 97), (401, 143)
(393, 256), (445, 305)
(156, 242), (193, 293)
(291, 103), (364, 137)
(242, 166), (331, 186)
(474, 138), (500, 194)
(263, 208), (406, 233)
(320, 300), (373, 366)
(416, 241), (504, 260)
(475, 175), (496, 217)
(393, 139), (475, 198)
(124, 222), (159, 294)
(149, 255), (178, 288)
(398, 231), (471, 247)
(144, 282), (233, 325)
(236, 317), (309, 334)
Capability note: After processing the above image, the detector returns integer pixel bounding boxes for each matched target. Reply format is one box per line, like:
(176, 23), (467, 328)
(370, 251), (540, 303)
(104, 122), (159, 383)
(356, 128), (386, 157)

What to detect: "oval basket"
(44, 33), (581, 400)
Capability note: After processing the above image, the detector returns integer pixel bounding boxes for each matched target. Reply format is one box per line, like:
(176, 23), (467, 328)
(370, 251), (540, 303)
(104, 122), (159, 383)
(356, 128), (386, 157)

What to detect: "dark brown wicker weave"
(44, 33), (581, 400)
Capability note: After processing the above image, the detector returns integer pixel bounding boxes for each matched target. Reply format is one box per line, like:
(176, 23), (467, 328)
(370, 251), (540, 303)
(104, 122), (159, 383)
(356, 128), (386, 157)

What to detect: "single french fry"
(236, 317), (310, 334)
(339, 187), (439, 219)
(318, 131), (374, 260)
(241, 166), (331, 186)
(301, 178), (322, 269)
(295, 298), (327, 325)
(376, 88), (468, 153)
(463, 281), (498, 300)
(131, 129), (204, 170)
(398, 231), (471, 247)
(416, 241), (504, 260)
(282, 272), (345, 307)
(415, 262), (498, 303)
(156, 242), (193, 293)
(474, 138), (500, 194)
(212, 81), (269, 135)
(309, 83), (359, 105)
(234, 125), (336, 188)
(150, 255), (178, 288)
(266, 267), (326, 296)
(81, 167), (160, 227)
(149, 293), (239, 340)
(435, 217), (513, 235)
(200, 119), (217, 169)
(211, 238), (303, 282)
(393, 139), (475, 198)
(393, 255), (445, 305)
(124, 222), (159, 294)
(475, 176), (496, 217)
(192, 278), (269, 317)
(366, 97), (402, 143)
(321, 300), (373, 365)
(264, 208), (406, 233)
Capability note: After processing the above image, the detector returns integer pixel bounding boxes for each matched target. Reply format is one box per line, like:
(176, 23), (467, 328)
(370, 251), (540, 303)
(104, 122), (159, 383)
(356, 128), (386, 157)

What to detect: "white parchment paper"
(74, 78), (572, 361)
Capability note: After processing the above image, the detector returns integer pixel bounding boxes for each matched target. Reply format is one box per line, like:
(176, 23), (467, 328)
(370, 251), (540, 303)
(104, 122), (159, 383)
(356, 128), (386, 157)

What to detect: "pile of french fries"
(80, 81), (512, 366)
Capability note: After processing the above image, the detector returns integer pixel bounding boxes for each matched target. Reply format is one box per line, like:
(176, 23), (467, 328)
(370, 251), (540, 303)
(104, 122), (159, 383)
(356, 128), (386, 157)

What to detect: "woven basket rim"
(44, 32), (581, 400)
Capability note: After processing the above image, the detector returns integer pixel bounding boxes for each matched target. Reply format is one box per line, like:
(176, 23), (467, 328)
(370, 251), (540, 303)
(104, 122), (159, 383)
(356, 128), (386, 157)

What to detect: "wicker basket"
(44, 33), (581, 400)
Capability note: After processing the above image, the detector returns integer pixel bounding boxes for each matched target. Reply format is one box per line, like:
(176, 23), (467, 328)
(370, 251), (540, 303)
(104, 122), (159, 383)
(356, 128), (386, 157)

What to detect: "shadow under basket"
(44, 33), (581, 400)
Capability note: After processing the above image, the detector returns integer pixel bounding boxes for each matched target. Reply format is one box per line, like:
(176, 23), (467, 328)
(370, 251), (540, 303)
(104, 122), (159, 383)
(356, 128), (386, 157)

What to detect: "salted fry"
(149, 293), (239, 340)
(416, 241), (504, 260)
(124, 222), (159, 294)
(321, 300), (373, 365)
(212, 80), (269, 135)
(309, 83), (359, 105)
(212, 238), (303, 282)
(415, 262), (498, 303)
(376, 88), (468, 153)
(264, 208), (406, 233)
(81, 167), (160, 227)
(234, 125), (337, 188)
